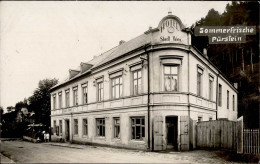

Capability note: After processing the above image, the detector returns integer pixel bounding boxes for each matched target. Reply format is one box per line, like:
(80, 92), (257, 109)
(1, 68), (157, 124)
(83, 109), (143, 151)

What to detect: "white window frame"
(65, 89), (70, 107)
(73, 87), (78, 106)
(197, 68), (203, 96)
(83, 118), (88, 136)
(74, 119), (78, 135)
(96, 118), (105, 137)
(111, 76), (123, 99)
(132, 69), (142, 95)
(227, 90), (229, 109)
(209, 75), (214, 101)
(114, 117), (120, 139)
(163, 65), (179, 92)
(218, 84), (222, 107)
(82, 83), (88, 104)
(131, 117), (145, 140)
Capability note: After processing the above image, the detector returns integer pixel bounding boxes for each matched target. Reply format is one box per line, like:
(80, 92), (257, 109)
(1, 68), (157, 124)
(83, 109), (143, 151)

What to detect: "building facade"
(50, 13), (238, 151)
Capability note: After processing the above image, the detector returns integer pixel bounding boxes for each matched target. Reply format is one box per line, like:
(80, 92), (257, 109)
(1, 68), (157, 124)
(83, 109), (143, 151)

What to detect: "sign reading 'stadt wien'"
(195, 26), (256, 44)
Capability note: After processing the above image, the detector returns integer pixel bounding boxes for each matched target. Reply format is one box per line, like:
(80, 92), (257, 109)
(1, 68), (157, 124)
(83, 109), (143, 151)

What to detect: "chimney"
(119, 40), (125, 45)
(203, 48), (208, 59)
(234, 83), (238, 89)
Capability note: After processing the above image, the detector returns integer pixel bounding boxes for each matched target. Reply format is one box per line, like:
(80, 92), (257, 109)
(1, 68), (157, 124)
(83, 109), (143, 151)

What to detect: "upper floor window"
(82, 83), (88, 104)
(233, 95), (235, 111)
(73, 87), (78, 106)
(133, 70), (142, 95)
(227, 90), (229, 109)
(58, 92), (62, 109)
(111, 76), (122, 99)
(197, 68), (203, 96)
(209, 76), (214, 101)
(97, 82), (104, 102)
(65, 89), (70, 107)
(218, 84), (222, 107)
(53, 94), (56, 110)
(164, 65), (178, 91)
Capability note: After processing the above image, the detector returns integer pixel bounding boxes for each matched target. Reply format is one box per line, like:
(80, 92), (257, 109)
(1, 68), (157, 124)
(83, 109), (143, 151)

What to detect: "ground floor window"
(83, 119), (88, 136)
(131, 117), (145, 140)
(114, 118), (120, 138)
(59, 120), (62, 135)
(96, 118), (105, 137)
(74, 119), (78, 135)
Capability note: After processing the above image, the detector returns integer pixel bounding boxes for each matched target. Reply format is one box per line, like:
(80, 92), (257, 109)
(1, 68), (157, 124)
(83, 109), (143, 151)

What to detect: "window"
(209, 76), (213, 101)
(96, 118), (105, 137)
(233, 95), (235, 111)
(227, 90), (229, 109)
(73, 88), (78, 106)
(97, 82), (104, 102)
(114, 118), (120, 138)
(197, 68), (203, 96)
(74, 119), (78, 135)
(59, 120), (62, 134)
(82, 86), (88, 104)
(54, 120), (56, 134)
(111, 76), (122, 99)
(54, 120), (59, 135)
(65, 90), (70, 107)
(131, 117), (145, 140)
(53, 95), (56, 110)
(218, 84), (222, 106)
(83, 119), (88, 136)
(198, 116), (202, 122)
(164, 65), (178, 91)
(133, 70), (142, 95)
(58, 92), (62, 108)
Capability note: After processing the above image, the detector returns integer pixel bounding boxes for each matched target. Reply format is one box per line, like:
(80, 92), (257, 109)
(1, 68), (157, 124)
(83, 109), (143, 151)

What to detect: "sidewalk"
(42, 142), (86, 149)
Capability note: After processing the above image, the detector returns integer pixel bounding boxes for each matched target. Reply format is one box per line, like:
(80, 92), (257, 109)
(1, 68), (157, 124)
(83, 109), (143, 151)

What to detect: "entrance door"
(65, 120), (70, 141)
(166, 116), (178, 150)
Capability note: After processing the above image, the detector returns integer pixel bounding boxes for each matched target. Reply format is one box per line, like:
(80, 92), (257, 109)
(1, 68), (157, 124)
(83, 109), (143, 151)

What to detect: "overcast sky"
(0, 1), (230, 111)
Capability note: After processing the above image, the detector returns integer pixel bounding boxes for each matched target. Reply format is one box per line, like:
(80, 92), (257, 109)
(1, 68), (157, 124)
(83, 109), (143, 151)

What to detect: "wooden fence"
(243, 129), (260, 154)
(196, 120), (237, 150)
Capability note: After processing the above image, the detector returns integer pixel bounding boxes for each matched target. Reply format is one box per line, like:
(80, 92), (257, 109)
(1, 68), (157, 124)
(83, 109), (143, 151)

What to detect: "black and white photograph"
(0, 1), (259, 163)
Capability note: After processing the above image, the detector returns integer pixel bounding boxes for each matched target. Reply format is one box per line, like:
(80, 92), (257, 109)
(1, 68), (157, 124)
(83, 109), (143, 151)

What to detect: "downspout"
(187, 32), (191, 151)
(143, 45), (150, 150)
(216, 74), (219, 120)
(71, 112), (73, 142)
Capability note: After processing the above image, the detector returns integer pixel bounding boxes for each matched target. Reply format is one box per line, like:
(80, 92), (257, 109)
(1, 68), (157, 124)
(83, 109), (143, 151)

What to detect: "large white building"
(50, 12), (238, 151)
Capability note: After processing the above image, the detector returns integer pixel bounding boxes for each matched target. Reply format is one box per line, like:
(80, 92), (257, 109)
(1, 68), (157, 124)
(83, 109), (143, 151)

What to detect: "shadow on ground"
(214, 149), (259, 163)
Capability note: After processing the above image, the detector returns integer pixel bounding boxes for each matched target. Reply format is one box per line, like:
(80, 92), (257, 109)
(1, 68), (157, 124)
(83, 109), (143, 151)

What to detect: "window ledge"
(130, 139), (145, 143)
(95, 136), (106, 140)
(82, 135), (88, 138)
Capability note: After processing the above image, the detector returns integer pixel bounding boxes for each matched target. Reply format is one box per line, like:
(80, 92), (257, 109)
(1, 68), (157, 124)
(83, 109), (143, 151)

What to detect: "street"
(1, 140), (238, 163)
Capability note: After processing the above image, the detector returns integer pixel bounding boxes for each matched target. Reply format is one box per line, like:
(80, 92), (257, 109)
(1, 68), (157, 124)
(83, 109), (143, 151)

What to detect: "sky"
(0, 1), (230, 112)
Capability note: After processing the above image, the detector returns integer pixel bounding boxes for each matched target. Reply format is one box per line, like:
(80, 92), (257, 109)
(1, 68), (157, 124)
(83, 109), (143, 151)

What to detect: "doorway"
(166, 116), (178, 150)
(65, 120), (70, 141)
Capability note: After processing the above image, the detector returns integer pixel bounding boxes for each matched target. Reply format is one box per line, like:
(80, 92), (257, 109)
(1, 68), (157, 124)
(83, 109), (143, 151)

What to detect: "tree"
(191, 1), (259, 128)
(28, 78), (58, 128)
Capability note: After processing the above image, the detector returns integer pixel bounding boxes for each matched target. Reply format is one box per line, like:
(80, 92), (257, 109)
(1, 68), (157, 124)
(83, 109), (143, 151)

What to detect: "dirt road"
(1, 140), (238, 163)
